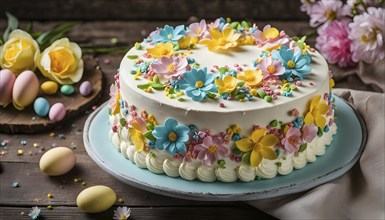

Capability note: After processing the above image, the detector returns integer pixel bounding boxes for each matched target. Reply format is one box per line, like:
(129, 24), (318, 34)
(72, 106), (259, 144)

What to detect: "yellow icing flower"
(128, 121), (145, 152)
(329, 78), (335, 90)
(0, 29), (40, 75)
(304, 95), (330, 128)
(178, 36), (198, 49)
(237, 36), (255, 45)
(111, 91), (121, 115)
(37, 38), (83, 85)
(146, 42), (174, 58)
(215, 75), (237, 94)
(200, 28), (241, 51)
(237, 69), (263, 87)
(235, 128), (278, 167)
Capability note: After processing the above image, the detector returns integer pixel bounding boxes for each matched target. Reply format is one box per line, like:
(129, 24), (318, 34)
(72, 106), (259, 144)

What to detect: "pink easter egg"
(0, 69), (16, 107)
(49, 103), (66, 122)
(12, 70), (39, 110)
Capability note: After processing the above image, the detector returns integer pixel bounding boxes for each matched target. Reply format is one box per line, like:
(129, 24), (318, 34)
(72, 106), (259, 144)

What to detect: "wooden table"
(0, 19), (371, 219)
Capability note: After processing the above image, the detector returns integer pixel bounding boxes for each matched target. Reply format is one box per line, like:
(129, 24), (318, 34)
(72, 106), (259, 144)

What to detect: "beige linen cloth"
(248, 61), (385, 219)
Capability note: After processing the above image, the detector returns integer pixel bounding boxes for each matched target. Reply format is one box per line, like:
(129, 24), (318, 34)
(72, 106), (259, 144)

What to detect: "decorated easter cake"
(108, 18), (337, 182)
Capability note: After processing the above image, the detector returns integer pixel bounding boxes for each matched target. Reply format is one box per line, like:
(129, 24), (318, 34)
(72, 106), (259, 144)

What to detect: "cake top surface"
(117, 18), (330, 112)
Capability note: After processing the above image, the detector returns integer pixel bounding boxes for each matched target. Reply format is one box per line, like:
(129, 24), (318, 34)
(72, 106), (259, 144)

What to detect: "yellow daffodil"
(178, 36), (198, 49)
(304, 95), (330, 128)
(146, 42), (174, 58)
(237, 69), (263, 87)
(215, 75), (237, 94)
(235, 128), (278, 167)
(129, 121), (145, 152)
(200, 28), (241, 51)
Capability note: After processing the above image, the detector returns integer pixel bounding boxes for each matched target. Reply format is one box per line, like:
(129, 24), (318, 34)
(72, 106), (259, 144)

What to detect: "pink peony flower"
(302, 124), (318, 143)
(186, 19), (210, 39)
(150, 56), (188, 80)
(281, 127), (304, 153)
(257, 56), (285, 80)
(251, 25), (289, 47)
(300, 0), (317, 15)
(316, 19), (355, 67)
(194, 135), (229, 166)
(349, 7), (385, 63)
(309, 0), (351, 27)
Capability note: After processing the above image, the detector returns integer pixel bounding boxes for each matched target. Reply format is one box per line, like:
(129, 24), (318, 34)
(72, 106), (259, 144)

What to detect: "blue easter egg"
(34, 97), (50, 117)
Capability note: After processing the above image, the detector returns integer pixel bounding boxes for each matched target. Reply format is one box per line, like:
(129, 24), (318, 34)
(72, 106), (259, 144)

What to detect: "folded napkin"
(248, 61), (385, 219)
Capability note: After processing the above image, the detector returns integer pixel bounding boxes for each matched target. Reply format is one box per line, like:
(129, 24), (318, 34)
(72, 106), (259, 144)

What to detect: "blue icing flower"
(272, 45), (312, 80)
(151, 25), (185, 43)
(178, 68), (217, 101)
(292, 117), (304, 128)
(152, 118), (190, 155)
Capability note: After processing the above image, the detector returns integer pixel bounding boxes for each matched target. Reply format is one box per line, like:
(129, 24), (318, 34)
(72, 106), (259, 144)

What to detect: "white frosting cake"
(108, 18), (337, 182)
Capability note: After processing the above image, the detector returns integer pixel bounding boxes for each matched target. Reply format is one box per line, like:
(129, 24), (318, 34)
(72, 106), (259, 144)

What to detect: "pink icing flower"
(349, 7), (385, 63)
(194, 135), (229, 166)
(281, 127), (304, 153)
(150, 56), (188, 80)
(257, 56), (285, 80)
(309, 0), (351, 27)
(250, 25), (289, 47)
(300, 0), (317, 15)
(316, 19), (355, 67)
(302, 124), (318, 143)
(186, 19), (210, 39)
(108, 84), (118, 109)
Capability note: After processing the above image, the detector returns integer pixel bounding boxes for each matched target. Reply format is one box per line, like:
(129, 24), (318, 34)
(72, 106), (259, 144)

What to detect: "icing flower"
(109, 84), (121, 115)
(236, 69), (263, 87)
(113, 206), (131, 220)
(186, 19), (209, 39)
(281, 127), (304, 153)
(349, 7), (385, 63)
(178, 36), (198, 49)
(250, 25), (289, 47)
(194, 135), (229, 166)
(200, 27), (241, 51)
(152, 118), (190, 155)
(215, 75), (237, 94)
(151, 25), (186, 44)
(0, 29), (40, 75)
(146, 42), (174, 58)
(128, 121), (146, 152)
(304, 95), (330, 128)
(309, 0), (351, 27)
(208, 17), (228, 31)
(316, 19), (354, 67)
(257, 56), (285, 80)
(28, 206), (41, 219)
(272, 45), (312, 80)
(178, 68), (216, 102)
(235, 128), (278, 167)
(302, 124), (318, 143)
(37, 38), (83, 85)
(150, 56), (188, 80)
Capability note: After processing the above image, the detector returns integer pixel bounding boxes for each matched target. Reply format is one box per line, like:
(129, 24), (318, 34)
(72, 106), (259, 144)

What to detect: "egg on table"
(76, 185), (116, 213)
(41, 81), (59, 95)
(39, 146), (76, 176)
(79, 81), (92, 96)
(12, 70), (39, 110)
(49, 103), (66, 122)
(0, 69), (16, 107)
(34, 97), (50, 117)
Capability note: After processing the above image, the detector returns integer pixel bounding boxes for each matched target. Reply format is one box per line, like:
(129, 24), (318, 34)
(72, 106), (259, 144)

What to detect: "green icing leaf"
(237, 81), (245, 87)
(151, 83), (166, 90)
(143, 131), (156, 141)
(153, 75), (160, 83)
(269, 120), (278, 127)
(242, 152), (251, 165)
(299, 143), (307, 152)
(217, 160), (226, 169)
(146, 123), (154, 131)
(206, 92), (217, 100)
(232, 147), (242, 155)
(317, 127), (323, 137)
(275, 162), (282, 167)
(168, 87), (176, 94)
(119, 118), (126, 127)
(231, 89), (239, 96)
(241, 21), (249, 28)
(177, 98), (185, 102)
(234, 94), (246, 100)
(230, 22), (240, 29)
(137, 83), (153, 90)
(218, 67), (228, 74)
(127, 55), (138, 59)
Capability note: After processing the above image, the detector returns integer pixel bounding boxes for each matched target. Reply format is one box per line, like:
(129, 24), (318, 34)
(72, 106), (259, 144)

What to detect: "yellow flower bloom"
(329, 78), (335, 90)
(129, 121), (145, 152)
(178, 36), (198, 49)
(200, 28), (241, 51)
(146, 42), (174, 58)
(237, 69), (263, 87)
(304, 95), (330, 128)
(237, 36), (255, 45)
(37, 38), (83, 85)
(235, 128), (278, 167)
(215, 75), (237, 94)
(0, 29), (40, 75)
(111, 91), (121, 115)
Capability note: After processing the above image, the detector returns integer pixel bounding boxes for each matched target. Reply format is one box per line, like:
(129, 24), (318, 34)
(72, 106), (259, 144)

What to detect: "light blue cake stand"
(83, 97), (366, 201)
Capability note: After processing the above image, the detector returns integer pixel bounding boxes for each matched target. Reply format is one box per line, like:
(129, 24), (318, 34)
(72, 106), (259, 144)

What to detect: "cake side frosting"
(108, 18), (337, 182)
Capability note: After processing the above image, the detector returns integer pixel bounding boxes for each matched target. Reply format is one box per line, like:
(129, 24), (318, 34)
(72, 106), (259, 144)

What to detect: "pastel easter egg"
(49, 103), (66, 122)
(34, 97), (50, 117)
(39, 146), (76, 176)
(12, 70), (39, 110)
(0, 69), (16, 107)
(41, 81), (59, 95)
(79, 81), (92, 96)
(60, 84), (75, 96)
(76, 185), (116, 213)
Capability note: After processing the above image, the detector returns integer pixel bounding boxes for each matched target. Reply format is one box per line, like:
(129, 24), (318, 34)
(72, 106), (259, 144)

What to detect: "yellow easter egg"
(39, 147), (76, 176)
(76, 185), (116, 213)
(41, 81), (59, 95)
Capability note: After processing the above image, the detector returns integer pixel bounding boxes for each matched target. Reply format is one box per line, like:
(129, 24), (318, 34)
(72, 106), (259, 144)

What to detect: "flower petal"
(259, 134), (279, 148)
(250, 150), (262, 167)
(260, 147), (278, 160)
(235, 138), (254, 152)
(164, 118), (178, 130)
(317, 103), (330, 115)
(304, 112), (314, 126)
(315, 115), (326, 128)
(251, 128), (266, 143)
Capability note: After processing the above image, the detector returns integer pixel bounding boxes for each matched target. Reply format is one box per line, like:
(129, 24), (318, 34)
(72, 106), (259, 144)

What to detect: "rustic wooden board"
(0, 56), (103, 134)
